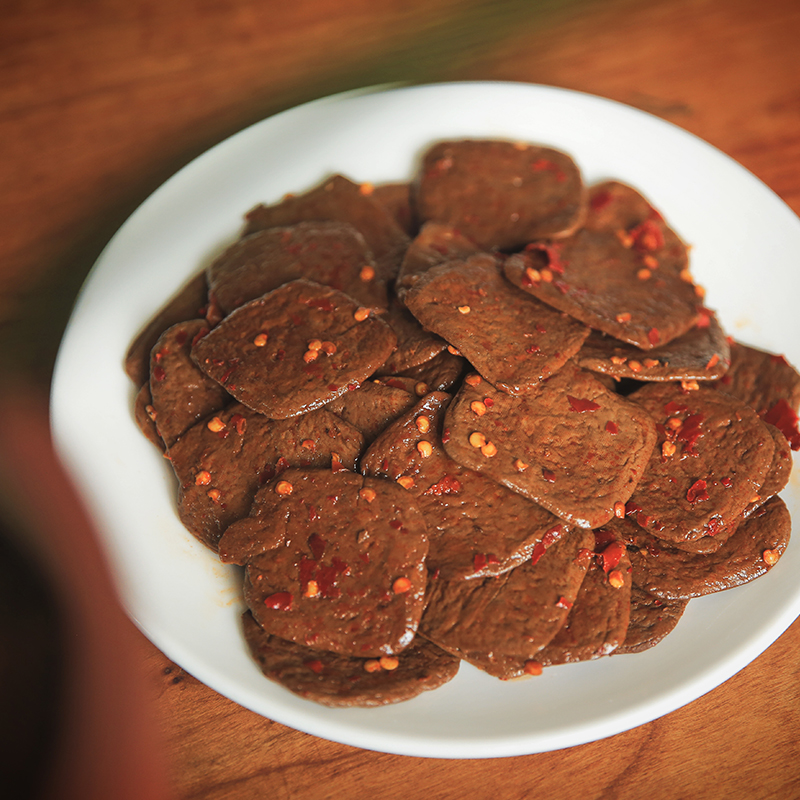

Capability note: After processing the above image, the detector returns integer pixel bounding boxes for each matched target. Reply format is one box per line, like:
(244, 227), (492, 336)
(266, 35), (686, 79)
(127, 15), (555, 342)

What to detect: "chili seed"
(608, 570), (625, 589)
(464, 373), (482, 387)
(414, 382), (428, 396)
(397, 476), (415, 489)
(628, 360), (643, 373)
(523, 660), (543, 676)
(525, 266), (541, 283)
(359, 182), (374, 195)
(458, 305), (471, 314)
(307, 339), (323, 351)
(303, 349), (319, 363)
(470, 400), (487, 416)
(643, 358), (659, 368)
(540, 268), (554, 283)
(469, 431), (487, 448)
(610, 356), (626, 365)
(253, 333), (268, 347)
(514, 458), (529, 472)
(393, 577), (412, 594)
(637, 268), (651, 280)
(207, 416), (226, 433)
(681, 380), (699, 391)
(275, 480), (293, 496)
(447, 345), (461, 356)
(304, 580), (320, 598)
(480, 441), (498, 457)
(379, 656), (399, 671)
(354, 307), (370, 322)
(359, 265), (375, 281)
(417, 441), (433, 458)
(613, 501), (626, 518)
(207, 489), (221, 503)
(195, 470), (212, 486)
(662, 441), (677, 457)
(321, 341), (337, 355)
(763, 549), (780, 566)
(616, 312), (632, 323)
(359, 488), (377, 503)
(364, 660), (382, 673)
(416, 417), (431, 433)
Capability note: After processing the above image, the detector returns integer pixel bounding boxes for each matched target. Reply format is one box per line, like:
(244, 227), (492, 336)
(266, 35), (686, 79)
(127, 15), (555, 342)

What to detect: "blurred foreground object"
(0, 381), (172, 800)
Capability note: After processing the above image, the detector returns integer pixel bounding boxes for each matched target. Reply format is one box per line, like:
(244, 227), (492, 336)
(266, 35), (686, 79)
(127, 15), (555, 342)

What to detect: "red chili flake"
(705, 516), (725, 536)
(487, 553), (500, 565)
(629, 219), (664, 252)
(605, 421), (619, 434)
(530, 525), (563, 566)
(721, 477), (732, 488)
(230, 413), (247, 435)
(327, 384), (339, 391)
(473, 553), (487, 572)
(264, 592), (293, 611)
(556, 596), (573, 610)
(535, 323), (548, 334)
(307, 504), (319, 522)
(663, 400), (689, 415)
(526, 344), (541, 354)
(647, 327), (661, 347)
(305, 660), (324, 674)
(153, 365), (166, 381)
(275, 456), (290, 474)
(542, 468), (556, 483)
(695, 308), (713, 329)
(484, 397), (495, 407)
(441, 428), (451, 444)
(423, 475), (463, 496)
(624, 500), (643, 517)
(590, 189), (612, 211)
(686, 479), (710, 504)
(389, 520), (403, 530)
(676, 412), (705, 454)
(600, 541), (626, 573)
(567, 396), (601, 412)
(762, 399), (800, 450)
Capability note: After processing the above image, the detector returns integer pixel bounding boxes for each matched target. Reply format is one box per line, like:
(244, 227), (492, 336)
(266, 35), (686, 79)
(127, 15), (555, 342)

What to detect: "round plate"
(51, 82), (800, 758)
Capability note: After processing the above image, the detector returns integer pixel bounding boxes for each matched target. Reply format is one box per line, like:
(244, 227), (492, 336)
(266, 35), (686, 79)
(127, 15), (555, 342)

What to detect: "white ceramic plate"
(51, 82), (800, 758)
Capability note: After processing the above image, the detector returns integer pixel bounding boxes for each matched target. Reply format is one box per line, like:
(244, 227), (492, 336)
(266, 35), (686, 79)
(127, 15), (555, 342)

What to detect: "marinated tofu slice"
(413, 139), (586, 251)
(395, 221), (481, 295)
(627, 383), (775, 548)
(403, 254), (591, 394)
(536, 531), (632, 667)
(125, 270), (209, 386)
(715, 340), (800, 449)
(614, 587), (688, 655)
(504, 181), (702, 350)
(207, 221), (388, 316)
(242, 612), (459, 708)
(243, 174), (410, 282)
(192, 279), (397, 419)
(147, 319), (229, 448)
(575, 310), (730, 382)
(133, 382), (162, 449)
(419, 528), (594, 679)
(219, 469), (429, 658)
(167, 404), (363, 551)
(620, 496), (790, 600)
(325, 379), (418, 445)
(443, 365), (657, 529)
(361, 392), (568, 581)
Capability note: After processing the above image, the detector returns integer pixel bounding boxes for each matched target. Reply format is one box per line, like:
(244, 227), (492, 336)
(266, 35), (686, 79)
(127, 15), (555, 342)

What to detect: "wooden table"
(3, 0), (800, 797)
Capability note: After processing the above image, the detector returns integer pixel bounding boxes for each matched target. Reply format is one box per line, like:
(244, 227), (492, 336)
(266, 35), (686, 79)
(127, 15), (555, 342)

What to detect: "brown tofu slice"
(419, 528), (594, 679)
(243, 174), (410, 282)
(403, 254), (591, 394)
(413, 139), (586, 251)
(504, 181), (702, 350)
(576, 311), (730, 382)
(627, 383), (775, 549)
(443, 365), (657, 529)
(619, 496), (791, 600)
(192, 279), (397, 419)
(361, 392), (568, 581)
(614, 587), (688, 655)
(219, 469), (429, 658)
(242, 612), (459, 708)
(207, 221), (388, 316)
(167, 403), (363, 551)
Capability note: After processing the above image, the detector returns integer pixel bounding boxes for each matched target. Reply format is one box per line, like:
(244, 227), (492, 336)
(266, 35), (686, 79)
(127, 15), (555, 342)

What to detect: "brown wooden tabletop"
(3, 0), (800, 798)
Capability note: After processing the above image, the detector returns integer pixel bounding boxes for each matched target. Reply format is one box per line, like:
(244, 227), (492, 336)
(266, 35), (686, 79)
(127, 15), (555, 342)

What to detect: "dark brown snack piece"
(715, 341), (800, 449)
(757, 424), (793, 502)
(168, 404), (363, 551)
(575, 311), (730, 382)
(324, 379), (418, 445)
(627, 383), (775, 548)
(374, 296), (447, 376)
(403, 255), (591, 394)
(242, 611), (459, 708)
(392, 348), (466, 393)
(125, 270), (209, 386)
(147, 319), (230, 448)
(361, 392), (567, 581)
(621, 496), (790, 600)
(443, 365), (657, 529)
(504, 181), (702, 350)
(206, 221), (388, 316)
(243, 175), (410, 282)
(395, 221), (481, 295)
(192, 279), (397, 419)
(371, 182), (416, 237)
(419, 528), (594, 679)
(413, 139), (585, 251)
(614, 586), (688, 655)
(535, 532), (632, 667)
(219, 469), (429, 658)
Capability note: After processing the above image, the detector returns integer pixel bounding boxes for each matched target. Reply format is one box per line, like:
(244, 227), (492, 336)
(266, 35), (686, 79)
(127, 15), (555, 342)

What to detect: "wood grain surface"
(2, 0), (800, 798)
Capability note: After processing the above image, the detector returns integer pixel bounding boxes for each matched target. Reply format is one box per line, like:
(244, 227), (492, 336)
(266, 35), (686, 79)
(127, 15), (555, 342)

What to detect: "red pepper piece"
(762, 398), (800, 450)
(605, 421), (619, 434)
(600, 541), (626, 573)
(423, 475), (463, 496)
(686, 479), (710, 504)
(567, 396), (601, 412)
(264, 592), (293, 611)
